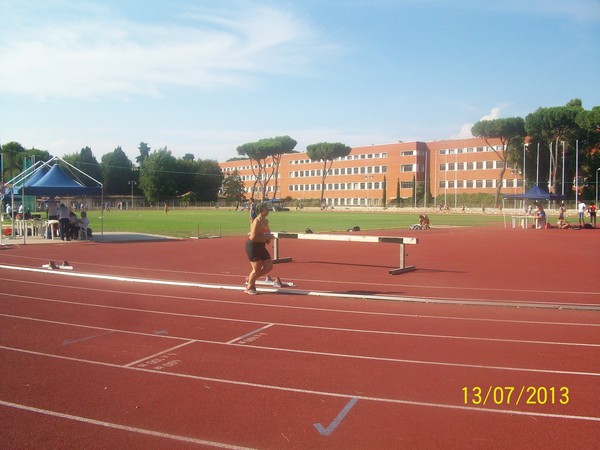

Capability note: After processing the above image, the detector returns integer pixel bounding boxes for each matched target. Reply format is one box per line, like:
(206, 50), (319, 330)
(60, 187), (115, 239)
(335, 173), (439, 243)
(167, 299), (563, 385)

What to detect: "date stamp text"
(462, 386), (569, 406)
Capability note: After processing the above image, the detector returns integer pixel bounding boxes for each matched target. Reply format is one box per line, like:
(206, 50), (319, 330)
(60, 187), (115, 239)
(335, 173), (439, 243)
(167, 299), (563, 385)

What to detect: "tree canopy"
(101, 147), (134, 195)
(525, 99), (597, 196)
(471, 117), (526, 205)
(236, 135), (297, 200)
(306, 142), (352, 203)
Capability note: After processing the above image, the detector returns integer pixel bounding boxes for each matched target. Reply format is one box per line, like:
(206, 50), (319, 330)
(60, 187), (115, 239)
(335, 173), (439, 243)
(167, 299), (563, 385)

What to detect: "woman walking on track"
(245, 203), (280, 295)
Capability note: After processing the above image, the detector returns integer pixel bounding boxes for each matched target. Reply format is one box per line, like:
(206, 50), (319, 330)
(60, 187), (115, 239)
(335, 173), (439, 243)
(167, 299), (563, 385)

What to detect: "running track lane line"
(4, 276), (600, 331)
(5, 254), (597, 298)
(2, 312), (600, 377)
(0, 400), (256, 450)
(1, 264), (599, 311)
(1, 346), (599, 423)
(3, 290), (600, 349)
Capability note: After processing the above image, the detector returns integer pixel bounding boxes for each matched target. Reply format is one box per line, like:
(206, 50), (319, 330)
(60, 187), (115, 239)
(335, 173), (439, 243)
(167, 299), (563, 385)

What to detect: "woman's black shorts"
(246, 240), (271, 262)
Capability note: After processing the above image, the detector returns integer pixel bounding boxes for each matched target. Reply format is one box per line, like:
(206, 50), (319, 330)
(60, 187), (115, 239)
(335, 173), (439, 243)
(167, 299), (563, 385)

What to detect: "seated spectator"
(68, 211), (79, 239)
(556, 218), (571, 229)
(419, 214), (431, 229)
(533, 203), (546, 229)
(78, 211), (90, 238)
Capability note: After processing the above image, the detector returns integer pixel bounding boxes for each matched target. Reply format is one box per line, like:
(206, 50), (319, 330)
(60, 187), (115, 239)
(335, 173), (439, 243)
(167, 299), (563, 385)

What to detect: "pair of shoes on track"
(265, 276), (283, 288)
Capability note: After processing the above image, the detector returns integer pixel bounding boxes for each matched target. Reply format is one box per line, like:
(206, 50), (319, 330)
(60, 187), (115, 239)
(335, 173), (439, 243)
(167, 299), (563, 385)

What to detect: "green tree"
(138, 148), (179, 202)
(136, 142), (151, 166)
(237, 139), (279, 200)
(182, 153), (195, 161)
(306, 142), (352, 204)
(26, 147), (52, 164)
(575, 106), (600, 198)
(268, 136), (297, 199)
(63, 146), (103, 183)
(101, 147), (134, 195)
(471, 117), (526, 206)
(525, 100), (583, 196)
(222, 170), (246, 207)
(1, 141), (26, 181)
(175, 158), (224, 202)
(191, 159), (224, 202)
(382, 175), (387, 207)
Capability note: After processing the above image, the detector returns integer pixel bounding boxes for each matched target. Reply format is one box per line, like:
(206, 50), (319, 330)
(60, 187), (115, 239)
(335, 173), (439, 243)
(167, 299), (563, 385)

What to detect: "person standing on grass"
(249, 198), (257, 222)
(588, 201), (597, 227)
(245, 203), (280, 295)
(578, 200), (586, 227)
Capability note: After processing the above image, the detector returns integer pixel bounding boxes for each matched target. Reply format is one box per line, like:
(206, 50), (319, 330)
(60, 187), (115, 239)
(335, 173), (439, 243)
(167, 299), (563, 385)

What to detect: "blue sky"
(1, 0), (599, 163)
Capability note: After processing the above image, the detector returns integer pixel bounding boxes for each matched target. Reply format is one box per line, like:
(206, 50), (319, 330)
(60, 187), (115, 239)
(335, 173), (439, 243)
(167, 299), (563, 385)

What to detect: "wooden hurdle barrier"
(270, 232), (418, 274)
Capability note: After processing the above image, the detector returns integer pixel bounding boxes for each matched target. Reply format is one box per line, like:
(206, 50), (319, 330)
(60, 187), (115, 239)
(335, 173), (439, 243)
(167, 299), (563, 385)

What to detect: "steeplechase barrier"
(270, 232), (418, 274)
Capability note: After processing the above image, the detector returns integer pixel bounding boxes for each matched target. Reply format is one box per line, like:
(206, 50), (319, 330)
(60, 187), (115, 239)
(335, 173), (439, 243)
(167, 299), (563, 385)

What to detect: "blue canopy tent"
(502, 185), (566, 227)
(503, 185), (566, 202)
(6, 163), (48, 196)
(23, 164), (102, 196)
(2, 158), (103, 243)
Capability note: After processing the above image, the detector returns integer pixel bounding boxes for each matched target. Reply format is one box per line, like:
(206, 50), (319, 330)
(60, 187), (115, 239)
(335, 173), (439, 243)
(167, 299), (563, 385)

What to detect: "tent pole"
(101, 188), (104, 241)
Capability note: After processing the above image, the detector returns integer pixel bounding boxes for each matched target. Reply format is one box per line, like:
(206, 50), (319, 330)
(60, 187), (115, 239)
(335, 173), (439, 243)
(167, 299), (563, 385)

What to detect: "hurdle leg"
(389, 243), (416, 274)
(272, 236), (292, 264)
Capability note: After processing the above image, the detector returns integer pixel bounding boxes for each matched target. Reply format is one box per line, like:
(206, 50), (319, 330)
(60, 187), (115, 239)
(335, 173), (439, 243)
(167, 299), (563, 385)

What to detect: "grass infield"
(94, 207), (505, 238)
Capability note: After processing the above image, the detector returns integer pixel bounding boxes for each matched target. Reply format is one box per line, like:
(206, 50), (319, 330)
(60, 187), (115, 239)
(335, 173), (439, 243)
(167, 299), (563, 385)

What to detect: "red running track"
(0, 226), (598, 448)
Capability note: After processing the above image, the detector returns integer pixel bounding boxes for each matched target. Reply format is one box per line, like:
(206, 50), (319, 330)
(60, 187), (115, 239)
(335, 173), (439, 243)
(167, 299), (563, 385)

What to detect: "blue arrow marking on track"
(62, 331), (113, 346)
(314, 397), (358, 436)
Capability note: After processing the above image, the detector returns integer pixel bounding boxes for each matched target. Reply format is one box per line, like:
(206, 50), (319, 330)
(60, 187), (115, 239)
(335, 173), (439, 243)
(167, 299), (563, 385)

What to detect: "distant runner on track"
(245, 203), (281, 294)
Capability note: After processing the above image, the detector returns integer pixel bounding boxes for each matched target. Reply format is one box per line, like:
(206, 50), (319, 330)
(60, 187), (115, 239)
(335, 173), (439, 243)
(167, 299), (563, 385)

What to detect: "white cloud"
(453, 106), (503, 139)
(0, 2), (327, 100)
(479, 107), (502, 122)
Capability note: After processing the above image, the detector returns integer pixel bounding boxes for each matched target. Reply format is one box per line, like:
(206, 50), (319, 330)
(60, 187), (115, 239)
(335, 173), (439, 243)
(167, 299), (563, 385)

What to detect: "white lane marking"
(1, 264), (599, 310)
(227, 324), (275, 344)
(0, 400), (256, 449)
(124, 341), (196, 368)
(1, 314), (599, 377)
(1, 292), (599, 349)
(1, 346), (599, 423)
(3, 277), (600, 335)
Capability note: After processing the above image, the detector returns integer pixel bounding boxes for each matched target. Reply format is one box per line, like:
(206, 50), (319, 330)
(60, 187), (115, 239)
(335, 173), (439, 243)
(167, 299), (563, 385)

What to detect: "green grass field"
(93, 208), (505, 238)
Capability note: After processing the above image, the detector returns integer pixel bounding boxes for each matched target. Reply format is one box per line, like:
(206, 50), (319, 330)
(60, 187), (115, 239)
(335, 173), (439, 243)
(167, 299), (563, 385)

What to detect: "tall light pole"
(523, 142), (528, 193)
(575, 140), (579, 206)
(128, 181), (136, 209)
(561, 141), (565, 197)
(536, 142), (540, 186)
(548, 142), (553, 193)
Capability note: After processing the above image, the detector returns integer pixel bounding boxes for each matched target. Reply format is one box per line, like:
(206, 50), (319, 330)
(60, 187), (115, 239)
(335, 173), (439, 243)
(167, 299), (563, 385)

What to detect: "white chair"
(78, 227), (88, 240)
(43, 220), (59, 240)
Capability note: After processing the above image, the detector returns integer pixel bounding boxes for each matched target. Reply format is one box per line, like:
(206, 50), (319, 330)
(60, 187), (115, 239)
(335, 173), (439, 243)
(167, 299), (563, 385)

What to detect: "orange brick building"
(219, 137), (523, 206)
